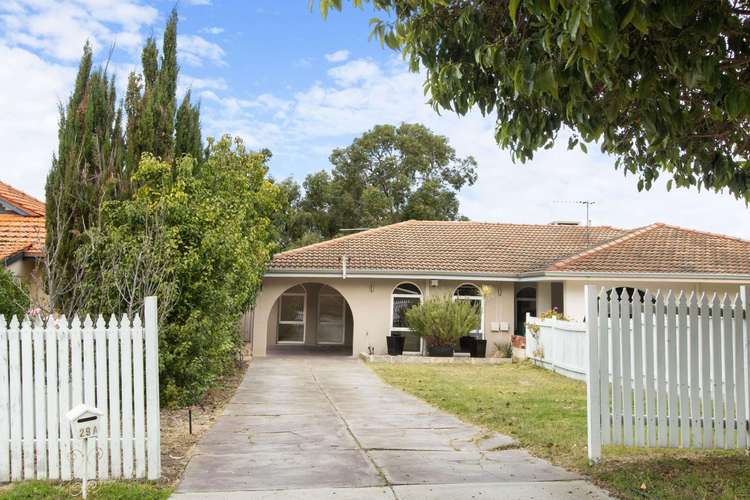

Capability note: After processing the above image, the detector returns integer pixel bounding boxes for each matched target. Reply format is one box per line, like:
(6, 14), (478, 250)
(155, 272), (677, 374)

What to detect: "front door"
(317, 292), (345, 344)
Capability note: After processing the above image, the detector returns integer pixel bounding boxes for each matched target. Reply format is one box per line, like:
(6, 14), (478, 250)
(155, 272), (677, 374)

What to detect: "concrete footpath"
(172, 356), (610, 499)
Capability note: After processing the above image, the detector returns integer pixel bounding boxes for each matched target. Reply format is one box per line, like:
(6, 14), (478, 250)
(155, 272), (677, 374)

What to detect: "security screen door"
(317, 292), (345, 344)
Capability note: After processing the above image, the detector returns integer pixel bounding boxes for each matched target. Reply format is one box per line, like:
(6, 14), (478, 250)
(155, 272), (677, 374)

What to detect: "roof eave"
(266, 268), (750, 284)
(526, 271), (750, 284)
(265, 268), (520, 282)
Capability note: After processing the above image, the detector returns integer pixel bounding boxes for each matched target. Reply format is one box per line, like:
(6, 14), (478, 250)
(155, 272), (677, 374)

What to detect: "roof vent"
(549, 221), (580, 226)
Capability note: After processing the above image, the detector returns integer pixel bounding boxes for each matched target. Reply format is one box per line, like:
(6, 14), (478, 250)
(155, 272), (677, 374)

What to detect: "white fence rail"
(585, 286), (749, 462)
(525, 316), (587, 380)
(0, 297), (161, 481)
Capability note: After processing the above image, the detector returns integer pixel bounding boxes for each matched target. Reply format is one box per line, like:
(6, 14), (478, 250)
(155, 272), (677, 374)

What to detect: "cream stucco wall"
(251, 277), (516, 357)
(4, 258), (45, 308)
(562, 280), (744, 321)
(251, 276), (746, 356)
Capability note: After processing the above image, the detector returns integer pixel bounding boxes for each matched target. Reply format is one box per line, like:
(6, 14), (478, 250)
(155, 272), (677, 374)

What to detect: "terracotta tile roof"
(268, 220), (750, 277)
(270, 220), (629, 275)
(0, 214), (45, 261)
(548, 223), (750, 275)
(0, 181), (45, 217)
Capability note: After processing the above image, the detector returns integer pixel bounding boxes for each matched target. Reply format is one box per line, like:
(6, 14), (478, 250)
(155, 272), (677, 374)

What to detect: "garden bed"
(359, 352), (510, 365)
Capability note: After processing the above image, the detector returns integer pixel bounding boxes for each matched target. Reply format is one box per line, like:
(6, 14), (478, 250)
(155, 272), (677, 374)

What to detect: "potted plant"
(386, 332), (405, 355)
(405, 297), (480, 357)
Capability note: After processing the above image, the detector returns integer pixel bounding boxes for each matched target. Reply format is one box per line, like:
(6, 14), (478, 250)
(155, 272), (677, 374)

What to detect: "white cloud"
(200, 57), (750, 239)
(0, 0), (158, 61)
(0, 42), (76, 198)
(327, 59), (381, 86)
(177, 34), (226, 67)
(201, 26), (224, 35)
(184, 0), (212, 5)
(324, 49), (349, 63)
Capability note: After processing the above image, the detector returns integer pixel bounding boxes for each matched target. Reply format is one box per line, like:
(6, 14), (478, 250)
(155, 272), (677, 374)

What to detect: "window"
(453, 284), (484, 339)
(318, 285), (345, 344)
(391, 282), (422, 352)
(278, 285), (305, 343)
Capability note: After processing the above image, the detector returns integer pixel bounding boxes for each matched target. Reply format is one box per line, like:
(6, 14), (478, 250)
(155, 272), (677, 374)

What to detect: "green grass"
(0, 480), (172, 499)
(370, 362), (750, 499)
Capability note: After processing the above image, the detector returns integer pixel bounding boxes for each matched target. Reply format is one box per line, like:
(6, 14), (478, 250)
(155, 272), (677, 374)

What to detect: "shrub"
(0, 268), (29, 318)
(405, 296), (479, 347)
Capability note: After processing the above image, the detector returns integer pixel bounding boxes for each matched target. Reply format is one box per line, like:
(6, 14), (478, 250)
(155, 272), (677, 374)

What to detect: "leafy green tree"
(45, 42), (125, 315)
(89, 137), (279, 405)
(319, 1), (750, 201)
(0, 269), (30, 318)
(281, 123), (476, 247)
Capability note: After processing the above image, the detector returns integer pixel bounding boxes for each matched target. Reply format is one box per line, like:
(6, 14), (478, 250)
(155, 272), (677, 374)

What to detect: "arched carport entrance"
(265, 282), (354, 356)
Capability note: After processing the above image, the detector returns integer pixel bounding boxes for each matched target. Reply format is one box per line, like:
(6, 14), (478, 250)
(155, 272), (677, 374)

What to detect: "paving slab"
(174, 355), (610, 499)
(370, 448), (580, 485)
(394, 481), (611, 499)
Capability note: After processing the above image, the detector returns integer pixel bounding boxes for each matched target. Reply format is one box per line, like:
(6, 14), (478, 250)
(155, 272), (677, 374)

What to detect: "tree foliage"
(45, 42), (125, 315)
(0, 269), (30, 318)
(319, 0), (750, 201)
(278, 123), (476, 247)
(87, 138), (279, 404)
(46, 9), (203, 317)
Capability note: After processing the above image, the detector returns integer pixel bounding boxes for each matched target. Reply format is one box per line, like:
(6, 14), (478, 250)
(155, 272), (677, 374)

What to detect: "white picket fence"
(525, 316), (587, 380)
(585, 286), (750, 462)
(0, 297), (161, 481)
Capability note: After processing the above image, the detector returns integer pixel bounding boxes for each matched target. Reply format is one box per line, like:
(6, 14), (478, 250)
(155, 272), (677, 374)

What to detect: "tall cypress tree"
(45, 42), (125, 314)
(175, 91), (202, 162)
(125, 8), (198, 177)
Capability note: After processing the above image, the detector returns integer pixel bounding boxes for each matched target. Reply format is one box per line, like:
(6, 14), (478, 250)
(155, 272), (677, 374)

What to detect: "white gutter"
(265, 269), (750, 284)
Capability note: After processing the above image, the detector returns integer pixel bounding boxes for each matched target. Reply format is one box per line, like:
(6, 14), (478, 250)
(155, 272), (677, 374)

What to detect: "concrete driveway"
(173, 356), (609, 499)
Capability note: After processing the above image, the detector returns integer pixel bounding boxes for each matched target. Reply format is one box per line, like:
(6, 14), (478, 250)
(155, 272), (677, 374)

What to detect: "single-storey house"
(249, 220), (750, 357)
(0, 181), (45, 302)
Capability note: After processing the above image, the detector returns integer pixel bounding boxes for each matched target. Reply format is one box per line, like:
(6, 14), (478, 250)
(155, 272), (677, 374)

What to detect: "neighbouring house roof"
(267, 220), (750, 281)
(0, 182), (45, 263)
(0, 181), (45, 217)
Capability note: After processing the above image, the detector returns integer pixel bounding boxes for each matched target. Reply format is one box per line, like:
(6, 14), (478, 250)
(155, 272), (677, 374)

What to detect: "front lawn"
(370, 362), (750, 499)
(0, 481), (171, 499)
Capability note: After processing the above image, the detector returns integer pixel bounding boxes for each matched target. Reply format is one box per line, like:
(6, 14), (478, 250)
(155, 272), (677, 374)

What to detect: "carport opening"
(267, 283), (354, 356)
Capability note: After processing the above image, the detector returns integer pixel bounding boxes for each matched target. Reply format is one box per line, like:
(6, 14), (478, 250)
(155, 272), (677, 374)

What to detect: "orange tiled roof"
(0, 214), (45, 261)
(268, 220), (750, 277)
(0, 181), (45, 217)
(0, 182), (45, 262)
(548, 223), (750, 275)
(270, 220), (629, 275)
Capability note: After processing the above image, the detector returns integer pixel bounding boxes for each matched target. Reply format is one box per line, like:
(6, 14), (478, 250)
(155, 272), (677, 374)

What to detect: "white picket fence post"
(586, 286), (750, 461)
(0, 297), (161, 481)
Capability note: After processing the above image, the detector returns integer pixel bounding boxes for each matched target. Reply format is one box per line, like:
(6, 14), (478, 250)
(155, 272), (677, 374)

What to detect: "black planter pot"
(386, 334), (405, 356)
(471, 339), (487, 358)
(459, 335), (475, 353)
(429, 345), (454, 357)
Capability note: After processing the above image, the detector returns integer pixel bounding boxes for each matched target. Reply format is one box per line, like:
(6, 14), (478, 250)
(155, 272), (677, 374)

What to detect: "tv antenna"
(552, 200), (597, 246)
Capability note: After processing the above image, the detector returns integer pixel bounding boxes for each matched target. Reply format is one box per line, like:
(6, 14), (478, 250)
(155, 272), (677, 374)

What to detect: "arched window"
(277, 285), (306, 343)
(515, 287), (537, 336)
(391, 282), (423, 353)
(453, 284), (484, 338)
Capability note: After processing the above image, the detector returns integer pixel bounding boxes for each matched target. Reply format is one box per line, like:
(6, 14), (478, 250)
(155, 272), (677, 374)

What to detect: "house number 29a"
(79, 425), (98, 438)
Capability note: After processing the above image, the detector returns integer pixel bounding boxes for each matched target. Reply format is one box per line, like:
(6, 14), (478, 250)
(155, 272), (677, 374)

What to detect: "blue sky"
(1, 0), (749, 238)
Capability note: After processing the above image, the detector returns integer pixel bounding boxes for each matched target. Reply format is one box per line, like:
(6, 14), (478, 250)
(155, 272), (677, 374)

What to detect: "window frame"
(390, 281), (424, 354)
(452, 283), (485, 339)
(317, 287), (346, 345)
(277, 286), (306, 344)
